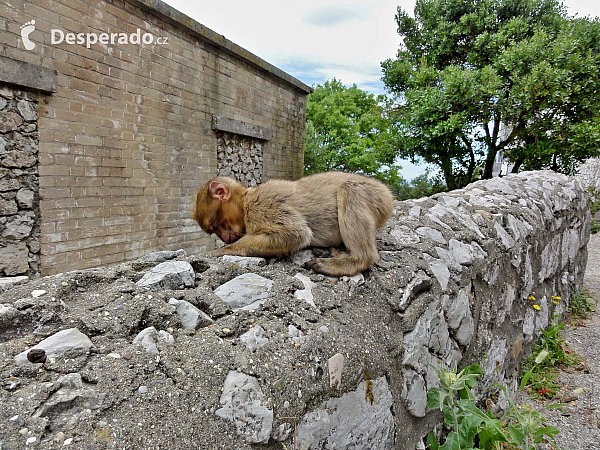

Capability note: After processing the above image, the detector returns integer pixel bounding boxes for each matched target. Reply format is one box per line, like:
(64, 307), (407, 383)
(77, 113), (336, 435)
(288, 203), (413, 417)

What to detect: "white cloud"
(162, 0), (599, 180)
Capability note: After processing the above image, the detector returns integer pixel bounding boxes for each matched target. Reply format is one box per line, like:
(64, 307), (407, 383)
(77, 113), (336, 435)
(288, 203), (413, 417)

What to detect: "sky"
(163, 0), (600, 180)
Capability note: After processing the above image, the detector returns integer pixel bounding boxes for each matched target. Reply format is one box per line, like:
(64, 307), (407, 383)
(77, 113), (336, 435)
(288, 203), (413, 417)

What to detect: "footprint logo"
(20, 20), (36, 51)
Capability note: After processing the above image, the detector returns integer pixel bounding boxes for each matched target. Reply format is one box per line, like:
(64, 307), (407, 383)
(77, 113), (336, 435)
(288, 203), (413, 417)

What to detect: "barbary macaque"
(192, 172), (394, 276)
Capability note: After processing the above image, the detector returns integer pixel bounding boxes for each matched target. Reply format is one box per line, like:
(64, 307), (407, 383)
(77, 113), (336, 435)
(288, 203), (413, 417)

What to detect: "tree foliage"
(382, 0), (600, 189)
(304, 79), (401, 187)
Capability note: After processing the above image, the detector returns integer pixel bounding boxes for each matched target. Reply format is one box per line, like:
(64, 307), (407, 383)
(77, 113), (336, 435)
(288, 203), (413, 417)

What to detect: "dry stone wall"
(0, 85), (41, 278)
(0, 170), (590, 449)
(216, 131), (264, 187)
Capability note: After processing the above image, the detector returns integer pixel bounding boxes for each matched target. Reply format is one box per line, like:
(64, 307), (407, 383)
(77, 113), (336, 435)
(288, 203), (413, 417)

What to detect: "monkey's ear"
(208, 181), (231, 201)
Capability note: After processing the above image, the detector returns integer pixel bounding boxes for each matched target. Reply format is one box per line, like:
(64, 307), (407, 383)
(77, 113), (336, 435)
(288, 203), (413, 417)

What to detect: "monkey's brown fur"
(192, 172), (394, 276)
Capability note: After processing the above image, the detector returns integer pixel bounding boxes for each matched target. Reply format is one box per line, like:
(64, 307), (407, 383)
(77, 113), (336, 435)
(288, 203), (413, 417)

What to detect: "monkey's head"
(192, 177), (246, 245)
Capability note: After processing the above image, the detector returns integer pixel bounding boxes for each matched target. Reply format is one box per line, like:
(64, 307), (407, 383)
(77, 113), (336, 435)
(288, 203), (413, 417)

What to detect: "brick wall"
(0, 0), (310, 275)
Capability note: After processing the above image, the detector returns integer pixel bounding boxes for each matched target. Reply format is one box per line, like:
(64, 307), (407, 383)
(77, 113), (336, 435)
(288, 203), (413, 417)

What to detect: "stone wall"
(0, 171), (590, 449)
(578, 157), (600, 196)
(0, 86), (41, 277)
(216, 131), (264, 187)
(1, 0), (310, 276)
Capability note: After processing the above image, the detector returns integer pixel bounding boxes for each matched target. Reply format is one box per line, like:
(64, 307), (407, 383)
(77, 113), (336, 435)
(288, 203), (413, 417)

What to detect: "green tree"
(395, 171), (447, 200)
(304, 79), (401, 187)
(382, 0), (600, 189)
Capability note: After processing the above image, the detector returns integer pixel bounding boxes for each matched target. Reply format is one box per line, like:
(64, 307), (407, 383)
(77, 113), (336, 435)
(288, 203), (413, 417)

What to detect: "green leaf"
(507, 424), (525, 445)
(426, 431), (440, 450)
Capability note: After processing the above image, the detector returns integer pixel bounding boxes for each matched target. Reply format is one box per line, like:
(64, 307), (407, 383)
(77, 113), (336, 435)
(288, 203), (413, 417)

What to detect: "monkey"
(192, 171), (394, 277)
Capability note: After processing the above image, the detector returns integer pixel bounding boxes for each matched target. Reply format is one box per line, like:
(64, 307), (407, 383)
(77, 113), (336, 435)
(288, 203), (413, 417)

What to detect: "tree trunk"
(482, 146), (498, 179)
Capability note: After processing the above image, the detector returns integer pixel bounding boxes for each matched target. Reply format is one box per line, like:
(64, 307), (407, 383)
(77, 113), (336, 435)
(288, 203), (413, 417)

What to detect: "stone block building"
(0, 0), (311, 276)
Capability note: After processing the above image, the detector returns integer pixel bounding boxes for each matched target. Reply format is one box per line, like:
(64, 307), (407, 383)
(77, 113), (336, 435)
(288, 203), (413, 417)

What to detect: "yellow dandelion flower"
(533, 304), (541, 310)
(528, 295), (536, 301)
(552, 296), (561, 300)
(552, 301), (559, 305)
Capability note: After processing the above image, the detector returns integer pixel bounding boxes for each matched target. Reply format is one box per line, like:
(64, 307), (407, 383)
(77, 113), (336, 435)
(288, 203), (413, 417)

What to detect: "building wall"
(0, 0), (310, 275)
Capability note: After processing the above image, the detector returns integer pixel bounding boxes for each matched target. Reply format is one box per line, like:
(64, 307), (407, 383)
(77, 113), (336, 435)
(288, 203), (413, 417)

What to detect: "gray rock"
(296, 377), (394, 449)
(0, 275), (28, 293)
(416, 226), (446, 244)
(32, 373), (105, 426)
(394, 271), (432, 311)
(442, 287), (474, 346)
(16, 189), (34, 209)
(214, 273), (273, 311)
(494, 222), (516, 250)
(423, 255), (450, 291)
(0, 198), (18, 215)
(293, 272), (317, 308)
(16, 100), (37, 121)
(158, 330), (174, 344)
(137, 249), (186, 263)
(168, 298), (213, 329)
(290, 249), (314, 266)
(221, 255), (266, 268)
(390, 225), (420, 245)
(0, 242), (29, 275)
(215, 371), (273, 444)
(132, 326), (160, 354)
(136, 261), (195, 291)
(449, 239), (475, 265)
(288, 324), (306, 345)
(239, 326), (269, 352)
(2, 213), (34, 239)
(0, 304), (17, 326)
(401, 368), (428, 417)
(15, 328), (93, 365)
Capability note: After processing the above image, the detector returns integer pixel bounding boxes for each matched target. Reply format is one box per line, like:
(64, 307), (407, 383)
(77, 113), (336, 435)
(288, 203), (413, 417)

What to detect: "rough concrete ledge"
(212, 115), (273, 141)
(0, 56), (57, 94)
(127, 0), (313, 95)
(0, 171), (590, 449)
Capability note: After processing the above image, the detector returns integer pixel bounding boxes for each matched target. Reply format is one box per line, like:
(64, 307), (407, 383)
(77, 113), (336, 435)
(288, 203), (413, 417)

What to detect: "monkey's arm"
(213, 226), (313, 258)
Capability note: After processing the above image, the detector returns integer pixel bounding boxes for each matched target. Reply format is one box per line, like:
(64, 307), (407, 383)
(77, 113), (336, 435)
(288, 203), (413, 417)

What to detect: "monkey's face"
(193, 188), (245, 245)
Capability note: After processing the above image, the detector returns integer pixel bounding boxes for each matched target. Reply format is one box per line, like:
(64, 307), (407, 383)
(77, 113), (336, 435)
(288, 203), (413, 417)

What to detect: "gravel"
(523, 232), (600, 450)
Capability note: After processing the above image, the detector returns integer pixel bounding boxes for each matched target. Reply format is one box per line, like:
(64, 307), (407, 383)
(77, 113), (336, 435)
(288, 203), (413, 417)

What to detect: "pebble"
(54, 432), (65, 443)
(27, 349), (46, 363)
(138, 386), (148, 394)
(26, 437), (36, 444)
(64, 437), (73, 445)
(31, 289), (47, 298)
(19, 427), (28, 435)
(99, 421), (107, 427)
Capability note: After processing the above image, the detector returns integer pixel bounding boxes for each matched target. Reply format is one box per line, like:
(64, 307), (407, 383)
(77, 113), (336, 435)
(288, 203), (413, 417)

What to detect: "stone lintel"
(212, 116), (272, 141)
(0, 56), (58, 94)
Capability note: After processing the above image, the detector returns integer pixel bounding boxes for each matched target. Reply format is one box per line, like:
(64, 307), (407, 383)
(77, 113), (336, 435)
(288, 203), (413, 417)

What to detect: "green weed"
(426, 353), (561, 450)
(568, 289), (596, 320)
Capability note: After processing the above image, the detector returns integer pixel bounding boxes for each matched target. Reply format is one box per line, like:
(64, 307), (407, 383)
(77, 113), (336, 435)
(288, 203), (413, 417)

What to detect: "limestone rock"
(215, 371), (273, 444)
(293, 272), (317, 308)
(137, 249), (186, 263)
(221, 255), (266, 268)
(168, 298), (213, 329)
(15, 328), (93, 365)
(239, 326), (269, 352)
(136, 261), (195, 291)
(214, 273), (273, 311)
(32, 373), (105, 429)
(16, 189), (34, 209)
(2, 213), (34, 239)
(132, 326), (160, 354)
(0, 275), (28, 293)
(296, 377), (394, 449)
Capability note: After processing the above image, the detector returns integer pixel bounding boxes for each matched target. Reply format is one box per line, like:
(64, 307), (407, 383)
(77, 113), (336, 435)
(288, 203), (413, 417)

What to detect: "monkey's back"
(249, 172), (393, 248)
